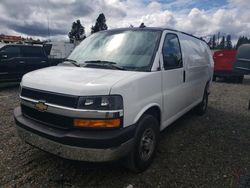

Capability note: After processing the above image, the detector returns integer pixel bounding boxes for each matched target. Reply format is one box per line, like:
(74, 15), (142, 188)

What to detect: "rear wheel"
(237, 75), (244, 83)
(212, 75), (216, 81)
(125, 114), (159, 172)
(195, 86), (208, 116)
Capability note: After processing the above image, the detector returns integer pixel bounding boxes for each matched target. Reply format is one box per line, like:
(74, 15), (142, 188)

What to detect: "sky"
(0, 0), (249, 42)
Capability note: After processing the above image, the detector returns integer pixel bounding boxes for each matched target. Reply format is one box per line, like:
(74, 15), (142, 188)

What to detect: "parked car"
(14, 28), (214, 172)
(0, 44), (62, 82)
(234, 44), (250, 75)
(213, 49), (244, 83)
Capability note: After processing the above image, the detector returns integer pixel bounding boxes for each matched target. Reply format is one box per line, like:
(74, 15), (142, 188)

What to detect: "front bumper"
(14, 107), (135, 162)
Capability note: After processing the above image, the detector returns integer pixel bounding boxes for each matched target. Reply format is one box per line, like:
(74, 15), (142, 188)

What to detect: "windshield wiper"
(63, 58), (80, 67)
(84, 60), (126, 70)
(85, 60), (116, 64)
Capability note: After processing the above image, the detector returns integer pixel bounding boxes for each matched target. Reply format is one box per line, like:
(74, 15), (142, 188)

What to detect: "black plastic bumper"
(14, 107), (136, 149)
(214, 70), (244, 77)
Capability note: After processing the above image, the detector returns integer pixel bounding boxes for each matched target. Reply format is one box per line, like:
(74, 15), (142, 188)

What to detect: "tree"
(207, 34), (217, 49)
(212, 35), (216, 49)
(236, 36), (250, 49)
(218, 36), (225, 49)
(139, 23), (146, 28)
(68, 19), (86, 43)
(207, 37), (212, 48)
(236, 36), (243, 49)
(91, 13), (108, 34)
(226, 35), (232, 49)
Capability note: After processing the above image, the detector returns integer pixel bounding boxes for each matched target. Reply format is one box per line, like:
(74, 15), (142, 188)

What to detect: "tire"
(239, 174), (250, 188)
(232, 76), (238, 83)
(195, 86), (208, 116)
(125, 114), (159, 173)
(237, 75), (244, 84)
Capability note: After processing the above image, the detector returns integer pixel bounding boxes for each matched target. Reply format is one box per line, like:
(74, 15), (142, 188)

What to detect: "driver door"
(0, 46), (23, 81)
(161, 33), (188, 127)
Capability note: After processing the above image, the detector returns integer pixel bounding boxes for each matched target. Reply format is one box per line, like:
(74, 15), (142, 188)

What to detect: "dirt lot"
(0, 77), (250, 188)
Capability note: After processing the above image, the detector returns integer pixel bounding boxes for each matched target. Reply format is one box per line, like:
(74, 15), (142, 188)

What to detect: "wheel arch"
(205, 80), (211, 95)
(133, 104), (161, 128)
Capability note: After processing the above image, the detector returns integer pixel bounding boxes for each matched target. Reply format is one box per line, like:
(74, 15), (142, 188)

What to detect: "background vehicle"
(48, 41), (75, 59)
(213, 49), (244, 83)
(234, 44), (250, 75)
(0, 44), (63, 82)
(14, 28), (213, 172)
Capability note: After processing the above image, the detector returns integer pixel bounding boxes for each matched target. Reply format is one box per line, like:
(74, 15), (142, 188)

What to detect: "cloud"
(141, 10), (176, 27)
(0, 0), (249, 42)
(0, 0), (126, 38)
(228, 0), (250, 9)
(8, 21), (66, 37)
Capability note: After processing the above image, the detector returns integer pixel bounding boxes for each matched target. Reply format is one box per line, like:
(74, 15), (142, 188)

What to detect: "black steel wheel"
(195, 85), (209, 116)
(125, 114), (159, 172)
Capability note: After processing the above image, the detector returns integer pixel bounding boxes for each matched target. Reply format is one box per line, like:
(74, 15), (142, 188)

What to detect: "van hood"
(21, 66), (137, 96)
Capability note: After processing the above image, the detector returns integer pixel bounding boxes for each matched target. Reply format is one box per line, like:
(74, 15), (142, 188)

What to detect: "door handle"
(183, 70), (186, 82)
(41, 61), (46, 63)
(19, 61), (25, 64)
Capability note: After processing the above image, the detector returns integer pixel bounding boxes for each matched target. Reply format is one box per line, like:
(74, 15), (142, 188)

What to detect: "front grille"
(21, 105), (73, 130)
(21, 87), (79, 108)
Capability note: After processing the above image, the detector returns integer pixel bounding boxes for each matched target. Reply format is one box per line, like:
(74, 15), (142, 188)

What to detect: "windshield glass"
(68, 30), (161, 71)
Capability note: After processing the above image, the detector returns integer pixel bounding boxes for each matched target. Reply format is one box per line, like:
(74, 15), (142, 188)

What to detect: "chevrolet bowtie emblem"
(34, 101), (48, 112)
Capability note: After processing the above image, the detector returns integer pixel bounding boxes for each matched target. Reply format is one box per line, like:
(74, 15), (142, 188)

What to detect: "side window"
(162, 33), (182, 69)
(2, 46), (20, 59)
(21, 47), (44, 57)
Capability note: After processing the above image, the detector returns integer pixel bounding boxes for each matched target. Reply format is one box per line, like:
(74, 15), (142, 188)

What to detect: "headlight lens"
(77, 95), (123, 110)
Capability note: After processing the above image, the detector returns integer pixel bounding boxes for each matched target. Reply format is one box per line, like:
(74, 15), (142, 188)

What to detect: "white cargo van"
(14, 28), (214, 172)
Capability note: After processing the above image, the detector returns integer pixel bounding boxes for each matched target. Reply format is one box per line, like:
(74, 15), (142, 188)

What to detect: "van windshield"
(67, 30), (161, 71)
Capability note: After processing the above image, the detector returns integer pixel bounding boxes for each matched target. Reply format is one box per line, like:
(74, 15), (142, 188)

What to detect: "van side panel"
(178, 33), (212, 104)
(111, 30), (213, 130)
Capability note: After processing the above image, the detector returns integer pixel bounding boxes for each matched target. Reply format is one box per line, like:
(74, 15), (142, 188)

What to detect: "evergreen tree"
(226, 35), (232, 49)
(235, 36), (250, 49)
(139, 23), (146, 28)
(91, 13), (108, 34)
(212, 35), (216, 49)
(218, 36), (225, 49)
(207, 37), (212, 49)
(68, 20), (85, 43)
(236, 36), (243, 49)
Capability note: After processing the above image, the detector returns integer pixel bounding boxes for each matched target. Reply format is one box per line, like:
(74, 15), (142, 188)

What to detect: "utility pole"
(46, 0), (50, 41)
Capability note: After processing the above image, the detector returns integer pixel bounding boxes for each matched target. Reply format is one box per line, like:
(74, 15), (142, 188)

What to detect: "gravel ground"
(0, 77), (250, 188)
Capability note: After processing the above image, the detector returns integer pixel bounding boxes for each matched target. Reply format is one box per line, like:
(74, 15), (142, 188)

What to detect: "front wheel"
(125, 114), (159, 172)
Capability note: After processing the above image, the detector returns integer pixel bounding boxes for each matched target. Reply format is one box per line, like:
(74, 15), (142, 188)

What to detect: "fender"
(133, 103), (162, 125)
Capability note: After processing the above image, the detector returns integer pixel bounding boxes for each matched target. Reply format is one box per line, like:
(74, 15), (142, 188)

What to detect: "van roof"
(103, 27), (207, 44)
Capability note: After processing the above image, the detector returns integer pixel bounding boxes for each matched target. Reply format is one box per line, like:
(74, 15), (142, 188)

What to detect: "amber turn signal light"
(73, 118), (121, 128)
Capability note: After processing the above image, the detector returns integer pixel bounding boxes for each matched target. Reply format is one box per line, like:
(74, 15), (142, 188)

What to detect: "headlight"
(77, 95), (123, 110)
(75, 95), (123, 128)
